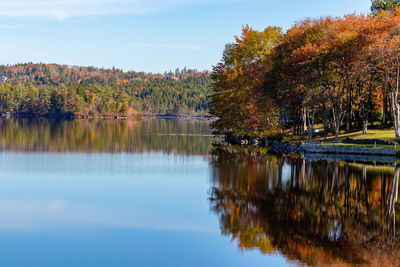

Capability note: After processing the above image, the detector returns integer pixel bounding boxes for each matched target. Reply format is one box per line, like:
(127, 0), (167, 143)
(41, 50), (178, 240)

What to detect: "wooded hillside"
(0, 63), (211, 117)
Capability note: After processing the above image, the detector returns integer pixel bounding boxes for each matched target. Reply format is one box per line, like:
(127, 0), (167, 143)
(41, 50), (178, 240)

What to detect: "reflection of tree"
(387, 165), (399, 237)
(209, 147), (400, 266)
(0, 118), (214, 155)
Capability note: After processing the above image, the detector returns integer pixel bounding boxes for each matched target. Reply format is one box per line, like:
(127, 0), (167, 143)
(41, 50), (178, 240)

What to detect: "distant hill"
(0, 63), (211, 118)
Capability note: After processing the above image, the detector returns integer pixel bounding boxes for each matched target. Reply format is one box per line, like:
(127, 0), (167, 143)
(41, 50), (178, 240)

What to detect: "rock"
(271, 140), (299, 154)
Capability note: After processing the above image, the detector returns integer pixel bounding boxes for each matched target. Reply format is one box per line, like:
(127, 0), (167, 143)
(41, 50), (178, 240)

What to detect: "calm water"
(0, 118), (398, 266)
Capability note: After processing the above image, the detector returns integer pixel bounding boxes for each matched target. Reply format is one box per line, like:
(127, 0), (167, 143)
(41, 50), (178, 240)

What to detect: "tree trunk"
(346, 87), (353, 133)
(292, 107), (296, 136)
(323, 103), (328, 141)
(306, 106), (315, 143)
(383, 86), (389, 127)
(332, 106), (343, 143)
(361, 82), (372, 134)
(362, 77), (373, 134)
(386, 164), (399, 236)
(362, 112), (368, 134)
(280, 109), (285, 135)
(389, 69), (400, 137)
(302, 108), (307, 133)
(390, 90), (400, 137)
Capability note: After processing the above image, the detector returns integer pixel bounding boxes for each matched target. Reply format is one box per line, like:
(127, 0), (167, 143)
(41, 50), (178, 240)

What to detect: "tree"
(321, 15), (371, 141)
(50, 90), (66, 114)
(210, 25), (282, 137)
(368, 9), (400, 137)
(266, 14), (380, 142)
(265, 18), (333, 138)
(0, 63), (212, 117)
(371, 0), (400, 14)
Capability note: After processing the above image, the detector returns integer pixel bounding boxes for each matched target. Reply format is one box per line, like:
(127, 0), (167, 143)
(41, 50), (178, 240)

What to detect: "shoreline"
(0, 113), (217, 120)
(224, 134), (400, 159)
(217, 143), (397, 165)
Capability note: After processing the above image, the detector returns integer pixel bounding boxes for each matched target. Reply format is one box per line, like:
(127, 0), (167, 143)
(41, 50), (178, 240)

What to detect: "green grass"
(311, 142), (398, 151)
(282, 128), (400, 151)
(281, 126), (400, 148)
(319, 129), (397, 142)
(310, 129), (400, 151)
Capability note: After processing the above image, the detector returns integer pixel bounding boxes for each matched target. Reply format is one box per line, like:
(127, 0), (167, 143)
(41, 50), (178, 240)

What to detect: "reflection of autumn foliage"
(209, 147), (400, 266)
(0, 118), (214, 155)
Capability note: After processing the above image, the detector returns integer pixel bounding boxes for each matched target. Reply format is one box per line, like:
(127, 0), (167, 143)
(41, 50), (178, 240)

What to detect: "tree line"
(0, 64), (211, 117)
(211, 0), (400, 142)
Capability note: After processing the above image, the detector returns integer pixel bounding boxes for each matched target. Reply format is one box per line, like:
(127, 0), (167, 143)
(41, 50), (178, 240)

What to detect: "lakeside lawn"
(311, 128), (400, 151)
(282, 128), (400, 151)
(321, 129), (397, 142)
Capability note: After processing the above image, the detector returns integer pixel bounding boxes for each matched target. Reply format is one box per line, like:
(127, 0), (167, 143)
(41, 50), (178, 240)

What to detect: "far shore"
(0, 113), (217, 120)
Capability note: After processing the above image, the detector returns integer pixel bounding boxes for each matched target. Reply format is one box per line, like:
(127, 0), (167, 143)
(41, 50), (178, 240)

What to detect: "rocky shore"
(224, 134), (399, 157)
(270, 140), (299, 154)
(225, 134), (298, 154)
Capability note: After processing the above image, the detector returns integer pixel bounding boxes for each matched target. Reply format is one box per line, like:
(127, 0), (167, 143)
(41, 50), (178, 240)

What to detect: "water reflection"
(209, 147), (400, 266)
(0, 118), (214, 155)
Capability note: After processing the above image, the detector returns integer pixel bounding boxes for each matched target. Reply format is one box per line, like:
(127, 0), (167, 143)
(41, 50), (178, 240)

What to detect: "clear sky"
(0, 0), (371, 73)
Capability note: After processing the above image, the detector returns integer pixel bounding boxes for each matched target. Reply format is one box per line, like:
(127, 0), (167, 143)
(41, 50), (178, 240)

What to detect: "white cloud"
(129, 42), (203, 50)
(0, 0), (241, 19)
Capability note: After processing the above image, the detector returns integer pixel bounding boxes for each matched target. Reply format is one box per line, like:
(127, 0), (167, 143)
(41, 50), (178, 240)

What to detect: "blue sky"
(0, 0), (371, 73)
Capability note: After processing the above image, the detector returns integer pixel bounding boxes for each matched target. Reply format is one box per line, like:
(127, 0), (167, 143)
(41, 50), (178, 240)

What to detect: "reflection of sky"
(282, 163), (291, 185)
(0, 153), (215, 231)
(0, 152), (288, 266)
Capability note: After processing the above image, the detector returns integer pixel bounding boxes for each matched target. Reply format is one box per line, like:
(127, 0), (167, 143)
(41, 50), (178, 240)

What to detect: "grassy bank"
(319, 129), (397, 142)
(281, 128), (400, 151)
(322, 129), (398, 150)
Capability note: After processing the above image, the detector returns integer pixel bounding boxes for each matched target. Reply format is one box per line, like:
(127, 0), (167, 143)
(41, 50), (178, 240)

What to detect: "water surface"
(0, 118), (398, 266)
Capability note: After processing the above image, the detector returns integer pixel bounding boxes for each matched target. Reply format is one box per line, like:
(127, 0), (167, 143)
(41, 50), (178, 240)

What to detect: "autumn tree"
(368, 9), (400, 137)
(265, 18), (335, 139)
(266, 14), (381, 141)
(0, 63), (212, 117)
(210, 7), (400, 141)
(210, 25), (282, 138)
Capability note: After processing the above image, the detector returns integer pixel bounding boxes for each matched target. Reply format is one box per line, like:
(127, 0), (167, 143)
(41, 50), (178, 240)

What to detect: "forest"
(210, 0), (400, 142)
(0, 64), (211, 117)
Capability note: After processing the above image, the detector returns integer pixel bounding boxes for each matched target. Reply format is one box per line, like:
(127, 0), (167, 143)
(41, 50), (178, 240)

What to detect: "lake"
(0, 118), (398, 266)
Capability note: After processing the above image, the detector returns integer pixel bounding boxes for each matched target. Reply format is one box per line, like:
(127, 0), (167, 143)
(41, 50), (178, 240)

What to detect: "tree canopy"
(371, 0), (400, 13)
(211, 7), (400, 141)
(210, 25), (282, 137)
(0, 64), (211, 117)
